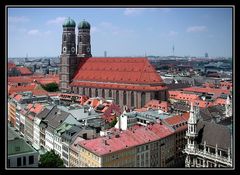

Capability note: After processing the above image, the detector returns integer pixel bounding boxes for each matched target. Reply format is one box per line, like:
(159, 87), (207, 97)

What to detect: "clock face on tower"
(63, 47), (67, 53)
(71, 47), (75, 53)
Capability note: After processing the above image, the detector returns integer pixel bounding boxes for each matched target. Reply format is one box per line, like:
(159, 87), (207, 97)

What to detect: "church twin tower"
(60, 17), (92, 92)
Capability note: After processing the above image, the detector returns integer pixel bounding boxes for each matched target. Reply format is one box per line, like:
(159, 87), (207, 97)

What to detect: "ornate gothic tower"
(77, 20), (92, 57)
(185, 102), (199, 167)
(225, 95), (232, 118)
(59, 17), (77, 93)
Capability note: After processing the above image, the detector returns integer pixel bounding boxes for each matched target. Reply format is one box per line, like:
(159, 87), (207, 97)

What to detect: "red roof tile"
(71, 57), (166, 91)
(16, 67), (32, 75)
(143, 100), (170, 112)
(182, 87), (230, 95)
(29, 103), (44, 114)
(78, 123), (173, 156)
(169, 90), (199, 101)
(8, 83), (37, 95)
(13, 94), (22, 102)
(163, 113), (190, 132)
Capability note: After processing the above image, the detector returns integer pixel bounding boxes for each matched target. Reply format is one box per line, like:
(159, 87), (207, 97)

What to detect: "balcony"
(184, 146), (232, 167)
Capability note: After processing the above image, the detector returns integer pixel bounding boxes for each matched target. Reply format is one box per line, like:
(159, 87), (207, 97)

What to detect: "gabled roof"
(71, 57), (166, 91)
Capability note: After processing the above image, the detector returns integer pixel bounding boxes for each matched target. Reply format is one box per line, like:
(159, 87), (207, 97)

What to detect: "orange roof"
(169, 90), (199, 101)
(16, 67), (32, 75)
(29, 103), (44, 114)
(32, 89), (49, 96)
(71, 57), (166, 91)
(213, 98), (226, 105)
(187, 99), (214, 108)
(8, 83), (37, 95)
(13, 94), (22, 102)
(143, 100), (170, 112)
(8, 75), (59, 84)
(182, 87), (230, 95)
(84, 98), (101, 108)
(164, 113), (190, 132)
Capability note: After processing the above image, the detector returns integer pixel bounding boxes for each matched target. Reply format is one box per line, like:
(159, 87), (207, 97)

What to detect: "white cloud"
(28, 29), (40, 35)
(9, 16), (29, 23)
(47, 17), (66, 25)
(168, 30), (178, 36)
(97, 21), (134, 36)
(187, 26), (207, 33)
(124, 8), (145, 16)
(27, 29), (52, 36)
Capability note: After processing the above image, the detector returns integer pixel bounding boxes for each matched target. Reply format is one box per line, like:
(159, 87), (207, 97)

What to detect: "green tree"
(109, 118), (118, 128)
(39, 150), (64, 168)
(42, 82), (59, 92)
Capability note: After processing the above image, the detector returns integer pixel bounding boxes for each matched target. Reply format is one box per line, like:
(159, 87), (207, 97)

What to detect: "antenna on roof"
(172, 43), (175, 56)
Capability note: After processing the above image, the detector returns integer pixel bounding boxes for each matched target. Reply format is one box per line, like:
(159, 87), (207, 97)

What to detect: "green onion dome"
(62, 17), (76, 27)
(78, 20), (91, 29)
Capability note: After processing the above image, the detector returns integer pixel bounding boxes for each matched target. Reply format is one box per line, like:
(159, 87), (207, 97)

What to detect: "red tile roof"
(13, 94), (23, 102)
(8, 75), (59, 85)
(213, 98), (226, 105)
(182, 87), (230, 95)
(187, 99), (214, 108)
(143, 100), (170, 112)
(71, 57), (166, 91)
(31, 89), (49, 96)
(84, 98), (102, 108)
(169, 90), (200, 101)
(16, 67), (32, 75)
(8, 83), (37, 95)
(29, 103), (44, 114)
(163, 112), (190, 132)
(78, 123), (173, 156)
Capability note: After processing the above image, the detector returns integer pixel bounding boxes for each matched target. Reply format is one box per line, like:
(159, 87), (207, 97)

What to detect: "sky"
(8, 7), (233, 58)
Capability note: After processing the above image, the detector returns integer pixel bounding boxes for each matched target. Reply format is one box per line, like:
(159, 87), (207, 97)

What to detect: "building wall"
(79, 147), (101, 167)
(45, 130), (54, 151)
(8, 151), (39, 168)
(69, 148), (79, 167)
(61, 142), (70, 167)
(33, 119), (41, 150)
(159, 134), (175, 167)
(19, 113), (25, 136)
(102, 148), (136, 167)
(24, 116), (34, 144)
(53, 135), (62, 157)
(174, 129), (187, 167)
(9, 101), (17, 127)
(136, 144), (151, 167)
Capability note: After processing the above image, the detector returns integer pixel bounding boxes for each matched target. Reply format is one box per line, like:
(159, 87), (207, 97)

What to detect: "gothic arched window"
(109, 89), (112, 98)
(141, 92), (146, 107)
(102, 89), (105, 98)
(89, 88), (92, 97)
(116, 91), (119, 104)
(123, 91), (127, 106)
(95, 89), (98, 97)
(131, 91), (134, 107)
